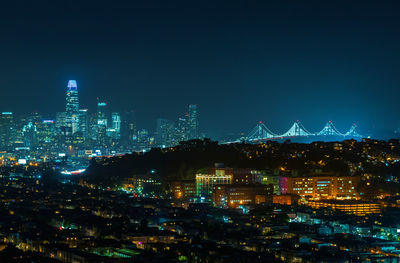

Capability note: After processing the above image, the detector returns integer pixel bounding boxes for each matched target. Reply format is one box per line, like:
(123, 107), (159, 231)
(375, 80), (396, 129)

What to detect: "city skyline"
(0, 78), (369, 143)
(1, 1), (400, 136)
(0, 80), (203, 156)
(0, 78), (372, 139)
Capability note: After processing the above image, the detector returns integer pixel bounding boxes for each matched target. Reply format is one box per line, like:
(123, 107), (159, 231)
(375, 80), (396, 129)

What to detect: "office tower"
(111, 113), (121, 132)
(36, 120), (55, 147)
(107, 112), (121, 140)
(88, 113), (98, 141)
(11, 115), (25, 148)
(120, 110), (136, 148)
(137, 129), (149, 149)
(66, 80), (79, 113)
(0, 112), (14, 149)
(55, 112), (68, 150)
(188, 104), (199, 139)
(97, 100), (108, 147)
(111, 112), (121, 137)
(22, 122), (37, 148)
(156, 118), (175, 147)
(97, 101), (108, 127)
(175, 117), (188, 142)
(78, 109), (89, 140)
(65, 80), (80, 134)
(55, 112), (67, 131)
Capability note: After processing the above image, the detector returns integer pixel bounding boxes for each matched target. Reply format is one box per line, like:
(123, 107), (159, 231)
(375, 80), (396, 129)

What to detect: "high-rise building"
(188, 104), (199, 139)
(65, 80), (80, 134)
(0, 112), (14, 149)
(22, 122), (37, 148)
(120, 110), (136, 148)
(107, 112), (121, 140)
(97, 101), (108, 127)
(55, 112), (66, 130)
(55, 111), (68, 145)
(66, 80), (79, 113)
(88, 113), (98, 141)
(137, 129), (150, 149)
(11, 115), (26, 148)
(36, 120), (55, 148)
(97, 101), (108, 147)
(156, 118), (175, 147)
(78, 109), (89, 140)
(175, 117), (188, 143)
(111, 112), (121, 133)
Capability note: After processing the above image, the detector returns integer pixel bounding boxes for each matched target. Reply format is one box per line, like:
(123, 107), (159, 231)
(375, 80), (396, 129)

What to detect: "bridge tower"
(247, 121), (277, 141)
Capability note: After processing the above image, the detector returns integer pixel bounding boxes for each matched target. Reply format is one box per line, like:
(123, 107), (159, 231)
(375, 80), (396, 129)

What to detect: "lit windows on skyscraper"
(97, 100), (108, 147)
(175, 117), (188, 142)
(188, 104), (199, 139)
(66, 80), (79, 113)
(97, 101), (108, 127)
(65, 80), (80, 134)
(111, 112), (121, 132)
(22, 122), (37, 148)
(36, 120), (55, 145)
(0, 112), (14, 150)
(78, 109), (89, 140)
(156, 118), (175, 147)
(107, 112), (121, 140)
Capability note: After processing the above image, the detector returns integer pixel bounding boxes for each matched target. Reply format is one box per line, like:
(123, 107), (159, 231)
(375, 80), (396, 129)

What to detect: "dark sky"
(0, 0), (399, 137)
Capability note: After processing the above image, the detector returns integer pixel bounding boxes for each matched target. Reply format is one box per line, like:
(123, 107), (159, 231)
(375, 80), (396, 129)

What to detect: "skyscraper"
(78, 109), (89, 140)
(97, 100), (108, 147)
(36, 120), (55, 147)
(97, 101), (108, 127)
(107, 112), (121, 140)
(0, 112), (14, 150)
(175, 117), (189, 142)
(111, 112), (121, 132)
(120, 110), (136, 148)
(55, 112), (67, 134)
(156, 118), (175, 147)
(66, 80), (79, 113)
(188, 104), (199, 139)
(65, 80), (80, 134)
(137, 129), (150, 149)
(22, 122), (37, 148)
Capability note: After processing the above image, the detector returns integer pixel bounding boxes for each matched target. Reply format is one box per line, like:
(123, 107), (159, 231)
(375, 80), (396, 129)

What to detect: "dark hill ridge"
(80, 139), (400, 187)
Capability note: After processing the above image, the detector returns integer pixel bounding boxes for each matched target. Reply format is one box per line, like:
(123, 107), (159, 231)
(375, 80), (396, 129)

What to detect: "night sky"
(0, 1), (400, 137)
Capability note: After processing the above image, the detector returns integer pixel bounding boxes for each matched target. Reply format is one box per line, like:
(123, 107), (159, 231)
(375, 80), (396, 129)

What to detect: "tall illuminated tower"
(97, 100), (108, 127)
(188, 104), (199, 139)
(65, 80), (80, 134)
(66, 80), (79, 114)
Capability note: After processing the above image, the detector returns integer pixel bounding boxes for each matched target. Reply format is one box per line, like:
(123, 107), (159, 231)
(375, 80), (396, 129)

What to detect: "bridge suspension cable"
(344, 124), (362, 137)
(245, 120), (363, 142)
(281, 120), (313, 137)
(316, 121), (345, 136)
(247, 122), (277, 141)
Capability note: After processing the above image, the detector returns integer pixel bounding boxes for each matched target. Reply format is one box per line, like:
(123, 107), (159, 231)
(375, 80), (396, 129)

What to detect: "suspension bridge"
(244, 120), (363, 142)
